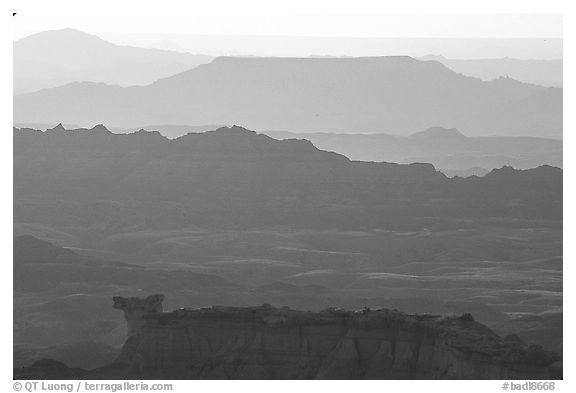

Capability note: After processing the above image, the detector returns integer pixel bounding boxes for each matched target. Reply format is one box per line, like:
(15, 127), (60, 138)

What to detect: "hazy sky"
(13, 13), (562, 59)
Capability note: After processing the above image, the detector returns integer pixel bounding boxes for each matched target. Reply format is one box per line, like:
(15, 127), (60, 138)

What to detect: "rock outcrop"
(109, 296), (559, 379)
(113, 295), (164, 338)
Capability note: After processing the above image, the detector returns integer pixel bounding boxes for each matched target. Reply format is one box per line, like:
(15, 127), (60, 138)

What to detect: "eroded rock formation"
(113, 295), (164, 338)
(111, 296), (559, 380)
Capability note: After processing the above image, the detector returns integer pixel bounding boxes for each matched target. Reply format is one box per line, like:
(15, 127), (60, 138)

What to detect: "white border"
(2, 1), (572, 391)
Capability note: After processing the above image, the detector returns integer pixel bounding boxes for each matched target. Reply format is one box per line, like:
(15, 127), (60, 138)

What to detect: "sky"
(12, 13), (563, 59)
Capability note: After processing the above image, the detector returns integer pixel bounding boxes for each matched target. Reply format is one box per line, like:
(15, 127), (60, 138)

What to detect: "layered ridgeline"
(61, 125), (560, 177)
(17, 123), (562, 177)
(418, 55), (562, 88)
(14, 124), (561, 232)
(267, 127), (562, 177)
(15, 295), (561, 380)
(14, 56), (562, 138)
(14, 29), (212, 93)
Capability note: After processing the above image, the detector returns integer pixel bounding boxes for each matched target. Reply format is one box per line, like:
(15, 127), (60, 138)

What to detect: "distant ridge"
(419, 55), (562, 88)
(14, 28), (213, 93)
(15, 123), (562, 177)
(266, 126), (562, 176)
(14, 56), (562, 138)
(410, 127), (467, 139)
(14, 124), (561, 232)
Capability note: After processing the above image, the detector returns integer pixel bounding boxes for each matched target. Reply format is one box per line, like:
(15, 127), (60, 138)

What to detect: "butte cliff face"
(113, 295), (165, 338)
(107, 295), (559, 380)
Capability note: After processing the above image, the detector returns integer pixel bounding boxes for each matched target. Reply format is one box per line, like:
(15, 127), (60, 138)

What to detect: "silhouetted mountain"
(14, 28), (213, 93)
(420, 55), (562, 87)
(266, 126), (562, 176)
(14, 124), (561, 234)
(14, 56), (562, 138)
(410, 126), (467, 140)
